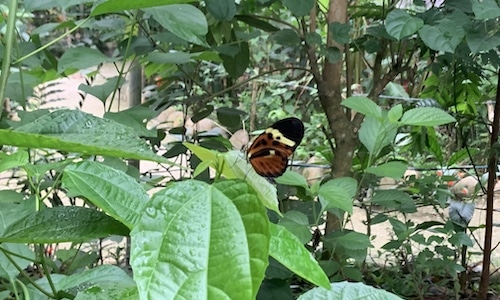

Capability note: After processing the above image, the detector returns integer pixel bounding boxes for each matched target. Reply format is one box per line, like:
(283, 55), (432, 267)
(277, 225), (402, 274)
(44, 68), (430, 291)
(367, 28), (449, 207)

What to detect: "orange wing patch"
(247, 117), (304, 178)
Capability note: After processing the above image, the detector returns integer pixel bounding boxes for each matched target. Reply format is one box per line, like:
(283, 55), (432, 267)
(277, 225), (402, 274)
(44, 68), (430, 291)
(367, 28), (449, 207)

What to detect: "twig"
(479, 68), (500, 299)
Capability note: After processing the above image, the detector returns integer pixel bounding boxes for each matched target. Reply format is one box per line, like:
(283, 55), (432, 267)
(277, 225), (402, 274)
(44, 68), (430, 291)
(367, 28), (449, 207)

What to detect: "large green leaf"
(447, 148), (479, 166)
(0, 190), (24, 205)
(278, 211), (312, 244)
(372, 190), (417, 213)
(214, 180), (270, 299)
(271, 29), (301, 47)
(206, 0), (236, 21)
(223, 151), (281, 215)
(471, 0), (500, 20)
(388, 104), (403, 122)
(358, 116), (398, 157)
(0, 243), (35, 280)
(0, 110), (168, 163)
(215, 106), (246, 128)
(341, 96), (382, 119)
(145, 5), (208, 46)
(449, 231), (474, 247)
(0, 151), (29, 172)
(0, 196), (35, 233)
(329, 22), (351, 44)
(331, 231), (372, 251)
(235, 15), (279, 32)
(466, 25), (500, 54)
(220, 41), (250, 79)
(418, 21), (465, 53)
(400, 107), (456, 126)
(275, 170), (309, 190)
(91, 0), (194, 16)
(104, 105), (159, 138)
(58, 47), (116, 73)
(24, 0), (89, 11)
(318, 177), (357, 214)
(298, 281), (403, 300)
(0, 206), (129, 243)
(324, 46), (342, 63)
(30, 265), (135, 299)
(62, 161), (149, 228)
(5, 80), (35, 107)
(73, 280), (139, 300)
(78, 76), (125, 103)
(269, 223), (330, 289)
(186, 145), (274, 205)
(131, 180), (269, 299)
(365, 161), (407, 179)
(75, 284), (137, 300)
(385, 9), (423, 40)
(145, 52), (194, 64)
(283, 0), (314, 16)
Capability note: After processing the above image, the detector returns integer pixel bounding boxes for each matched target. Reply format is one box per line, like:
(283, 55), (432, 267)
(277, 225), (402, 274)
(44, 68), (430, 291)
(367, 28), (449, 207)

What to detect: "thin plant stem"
(0, 246), (54, 298)
(0, 0), (19, 117)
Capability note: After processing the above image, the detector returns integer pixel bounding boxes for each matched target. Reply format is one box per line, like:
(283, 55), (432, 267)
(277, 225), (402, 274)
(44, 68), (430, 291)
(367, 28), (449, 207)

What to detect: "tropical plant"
(0, 0), (499, 299)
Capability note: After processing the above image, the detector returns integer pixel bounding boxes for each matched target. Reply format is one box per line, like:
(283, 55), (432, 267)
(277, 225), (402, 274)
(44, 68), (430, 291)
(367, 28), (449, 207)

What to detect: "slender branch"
(320, 124), (336, 154)
(38, 244), (58, 297)
(368, 63), (409, 100)
(204, 66), (312, 101)
(13, 17), (91, 65)
(301, 17), (322, 83)
(478, 68), (500, 299)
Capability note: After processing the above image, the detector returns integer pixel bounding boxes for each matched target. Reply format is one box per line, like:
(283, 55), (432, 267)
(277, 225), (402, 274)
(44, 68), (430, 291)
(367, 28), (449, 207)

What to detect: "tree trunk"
(318, 0), (355, 233)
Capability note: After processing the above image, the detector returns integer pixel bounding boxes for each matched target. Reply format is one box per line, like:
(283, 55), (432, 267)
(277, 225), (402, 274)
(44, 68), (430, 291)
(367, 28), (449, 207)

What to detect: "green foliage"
(385, 10), (423, 40)
(0, 138), (332, 299)
(269, 224), (330, 289)
(0, 110), (168, 163)
(58, 47), (118, 74)
(366, 161), (407, 179)
(471, 0), (500, 20)
(0, 0), (497, 298)
(318, 177), (357, 214)
(298, 281), (403, 299)
(145, 5), (208, 46)
(28, 265), (137, 299)
(63, 161), (149, 228)
(131, 180), (269, 299)
(0, 206), (129, 243)
(344, 96), (456, 163)
(79, 76), (126, 104)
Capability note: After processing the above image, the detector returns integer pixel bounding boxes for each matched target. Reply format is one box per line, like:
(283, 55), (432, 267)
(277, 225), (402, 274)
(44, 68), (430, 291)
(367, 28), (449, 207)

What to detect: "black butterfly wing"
(247, 117), (304, 178)
(268, 117), (305, 148)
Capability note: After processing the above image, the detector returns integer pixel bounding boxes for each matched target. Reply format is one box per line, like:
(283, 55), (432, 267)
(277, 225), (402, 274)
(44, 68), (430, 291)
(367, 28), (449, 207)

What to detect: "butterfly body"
(247, 117), (304, 178)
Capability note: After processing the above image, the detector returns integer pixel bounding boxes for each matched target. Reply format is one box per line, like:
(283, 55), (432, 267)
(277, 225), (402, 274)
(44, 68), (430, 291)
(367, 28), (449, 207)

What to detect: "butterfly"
(247, 117), (304, 178)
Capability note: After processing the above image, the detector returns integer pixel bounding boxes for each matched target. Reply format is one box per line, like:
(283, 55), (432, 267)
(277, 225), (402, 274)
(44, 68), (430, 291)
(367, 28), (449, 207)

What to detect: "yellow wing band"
(265, 128), (296, 147)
